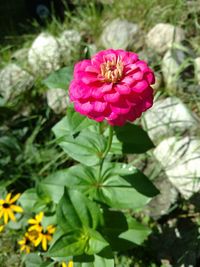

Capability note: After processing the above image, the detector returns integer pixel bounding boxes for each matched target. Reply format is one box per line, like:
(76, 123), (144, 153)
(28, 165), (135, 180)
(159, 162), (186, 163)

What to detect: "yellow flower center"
(2, 203), (10, 208)
(100, 56), (124, 83)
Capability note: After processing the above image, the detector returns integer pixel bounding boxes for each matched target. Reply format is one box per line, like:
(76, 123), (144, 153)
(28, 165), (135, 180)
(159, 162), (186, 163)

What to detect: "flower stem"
(99, 125), (113, 180)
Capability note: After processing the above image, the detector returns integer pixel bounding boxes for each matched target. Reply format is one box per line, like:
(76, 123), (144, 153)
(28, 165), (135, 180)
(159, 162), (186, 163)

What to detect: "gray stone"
(146, 23), (185, 54)
(143, 97), (199, 145)
(46, 88), (67, 114)
(57, 30), (81, 65)
(28, 33), (61, 76)
(154, 136), (200, 199)
(100, 19), (139, 50)
(0, 64), (34, 101)
(162, 48), (186, 90)
(144, 175), (178, 219)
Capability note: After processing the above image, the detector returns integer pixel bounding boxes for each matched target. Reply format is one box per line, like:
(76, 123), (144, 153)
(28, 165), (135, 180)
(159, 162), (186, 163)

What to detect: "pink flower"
(69, 49), (155, 126)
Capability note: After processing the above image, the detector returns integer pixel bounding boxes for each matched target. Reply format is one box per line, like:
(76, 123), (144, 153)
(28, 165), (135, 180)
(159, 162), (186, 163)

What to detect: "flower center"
(100, 57), (124, 83)
(2, 203), (10, 208)
(25, 238), (31, 245)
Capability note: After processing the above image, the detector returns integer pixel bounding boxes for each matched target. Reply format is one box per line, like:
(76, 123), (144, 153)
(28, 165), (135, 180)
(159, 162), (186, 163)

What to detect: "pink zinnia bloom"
(69, 49), (155, 126)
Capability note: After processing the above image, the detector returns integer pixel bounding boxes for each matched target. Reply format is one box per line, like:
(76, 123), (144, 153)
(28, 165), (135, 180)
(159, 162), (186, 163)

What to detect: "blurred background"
(1, 0), (200, 266)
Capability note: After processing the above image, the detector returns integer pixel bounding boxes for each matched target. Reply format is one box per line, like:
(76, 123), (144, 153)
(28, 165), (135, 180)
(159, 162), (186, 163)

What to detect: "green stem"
(99, 125), (113, 179)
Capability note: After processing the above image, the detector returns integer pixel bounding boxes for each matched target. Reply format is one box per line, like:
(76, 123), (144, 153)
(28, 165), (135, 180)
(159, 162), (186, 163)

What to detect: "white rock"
(28, 33), (61, 76)
(57, 30), (81, 65)
(143, 97), (199, 145)
(162, 49), (186, 90)
(194, 57), (200, 85)
(100, 19), (139, 50)
(0, 64), (34, 101)
(46, 88), (67, 114)
(154, 136), (200, 199)
(146, 23), (185, 54)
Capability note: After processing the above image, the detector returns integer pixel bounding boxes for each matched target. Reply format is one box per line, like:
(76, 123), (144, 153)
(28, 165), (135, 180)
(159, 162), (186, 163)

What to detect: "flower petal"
(8, 209), (16, 221)
(35, 212), (43, 222)
(10, 193), (21, 204)
(3, 210), (9, 224)
(11, 205), (23, 213)
(42, 236), (47, 251)
(5, 193), (12, 202)
(132, 80), (149, 93)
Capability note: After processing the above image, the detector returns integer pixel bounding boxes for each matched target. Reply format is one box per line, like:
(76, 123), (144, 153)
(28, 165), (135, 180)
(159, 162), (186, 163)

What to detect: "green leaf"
(57, 188), (102, 232)
(48, 228), (108, 257)
(119, 215), (151, 245)
(53, 109), (96, 138)
(24, 253), (42, 267)
(74, 255), (114, 267)
(48, 230), (86, 257)
(54, 130), (106, 166)
(67, 107), (95, 134)
(86, 228), (109, 255)
(43, 66), (73, 90)
(19, 189), (38, 211)
(103, 210), (151, 251)
(39, 169), (69, 203)
(58, 163), (158, 210)
(114, 123), (154, 153)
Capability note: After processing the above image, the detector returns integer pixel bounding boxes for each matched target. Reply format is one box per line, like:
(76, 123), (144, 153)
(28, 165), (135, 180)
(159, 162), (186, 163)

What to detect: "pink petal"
(93, 101), (107, 112)
(104, 92), (120, 103)
(145, 72), (155, 85)
(132, 80), (149, 93)
(115, 84), (131, 95)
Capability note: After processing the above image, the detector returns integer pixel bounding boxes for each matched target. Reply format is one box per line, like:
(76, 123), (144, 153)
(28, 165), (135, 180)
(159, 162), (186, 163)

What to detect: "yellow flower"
(33, 225), (56, 251)
(27, 229), (40, 242)
(0, 225), (4, 233)
(61, 261), (73, 267)
(0, 193), (23, 224)
(28, 211), (43, 232)
(18, 233), (32, 254)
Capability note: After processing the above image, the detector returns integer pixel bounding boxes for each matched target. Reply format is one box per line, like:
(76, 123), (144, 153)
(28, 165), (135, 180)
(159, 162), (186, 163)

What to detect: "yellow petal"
(11, 205), (23, 213)
(62, 263), (67, 267)
(18, 239), (25, 245)
(28, 224), (43, 233)
(0, 209), (3, 220)
(42, 236), (47, 251)
(46, 234), (52, 241)
(0, 200), (4, 205)
(8, 209), (16, 222)
(10, 193), (21, 204)
(47, 225), (56, 234)
(3, 210), (9, 224)
(68, 261), (73, 267)
(26, 246), (31, 254)
(36, 212), (43, 222)
(5, 193), (12, 202)
(34, 234), (43, 247)
(28, 218), (37, 224)
(20, 245), (25, 251)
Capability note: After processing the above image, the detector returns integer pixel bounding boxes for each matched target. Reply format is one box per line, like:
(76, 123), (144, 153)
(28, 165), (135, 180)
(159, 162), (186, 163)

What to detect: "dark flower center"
(2, 203), (10, 208)
(25, 238), (31, 245)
